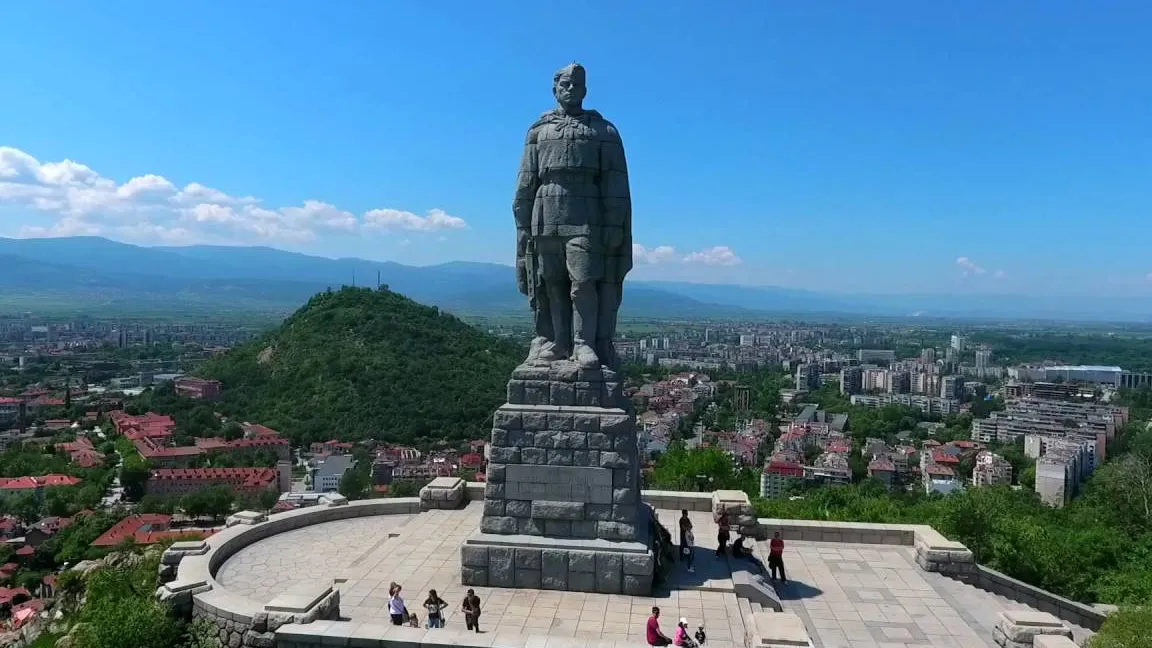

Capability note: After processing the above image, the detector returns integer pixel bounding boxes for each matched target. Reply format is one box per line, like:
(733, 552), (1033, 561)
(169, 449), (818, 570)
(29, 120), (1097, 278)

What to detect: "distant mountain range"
(0, 236), (1148, 322)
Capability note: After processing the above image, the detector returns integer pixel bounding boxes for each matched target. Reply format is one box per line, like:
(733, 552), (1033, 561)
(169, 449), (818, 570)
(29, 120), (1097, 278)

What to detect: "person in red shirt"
(768, 531), (787, 583)
(647, 606), (673, 646)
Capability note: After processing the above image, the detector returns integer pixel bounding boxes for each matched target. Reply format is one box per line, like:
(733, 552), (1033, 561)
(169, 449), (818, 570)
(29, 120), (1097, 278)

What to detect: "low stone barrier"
(157, 498), (421, 648)
(758, 518), (973, 576)
(640, 489), (714, 512)
(972, 566), (1111, 632)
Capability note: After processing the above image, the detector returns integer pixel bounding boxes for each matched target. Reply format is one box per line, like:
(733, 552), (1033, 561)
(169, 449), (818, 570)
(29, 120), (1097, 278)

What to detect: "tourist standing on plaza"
(683, 526), (696, 572)
(716, 512), (731, 556)
(388, 583), (407, 626)
(768, 532), (788, 582)
(462, 588), (482, 632)
(646, 607), (673, 646)
(678, 511), (693, 559)
(423, 589), (448, 628)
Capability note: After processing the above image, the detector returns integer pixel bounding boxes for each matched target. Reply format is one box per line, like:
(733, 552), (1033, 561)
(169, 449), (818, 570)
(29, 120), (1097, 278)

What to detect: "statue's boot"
(571, 341), (600, 368)
(525, 336), (549, 364)
(536, 340), (565, 363)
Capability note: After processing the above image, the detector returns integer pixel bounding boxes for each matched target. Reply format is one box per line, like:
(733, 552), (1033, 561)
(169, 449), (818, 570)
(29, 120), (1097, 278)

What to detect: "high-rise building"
(887, 371), (911, 395)
(733, 385), (751, 413)
(975, 349), (992, 369)
(950, 335), (966, 352)
(840, 367), (863, 395)
(920, 348), (937, 364)
(795, 363), (821, 391)
(940, 375), (965, 400)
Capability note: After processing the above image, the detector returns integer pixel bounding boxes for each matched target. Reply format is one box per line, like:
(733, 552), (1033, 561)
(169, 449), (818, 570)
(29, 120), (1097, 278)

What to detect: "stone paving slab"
(752, 539), (1094, 648)
(215, 515), (415, 602)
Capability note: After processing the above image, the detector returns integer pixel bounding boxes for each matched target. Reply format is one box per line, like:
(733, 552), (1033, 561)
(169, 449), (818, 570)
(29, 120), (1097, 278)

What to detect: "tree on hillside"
(651, 445), (755, 494)
(194, 287), (523, 447)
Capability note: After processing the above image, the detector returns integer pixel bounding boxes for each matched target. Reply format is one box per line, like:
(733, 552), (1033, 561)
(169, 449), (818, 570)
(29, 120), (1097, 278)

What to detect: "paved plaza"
(215, 501), (1092, 648)
(750, 539), (1094, 648)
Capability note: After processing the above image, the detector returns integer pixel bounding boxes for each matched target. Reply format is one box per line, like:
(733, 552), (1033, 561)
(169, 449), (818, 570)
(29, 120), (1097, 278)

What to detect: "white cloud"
(993, 269), (1006, 279)
(956, 256), (987, 277)
(1146, 272), (1152, 283)
(0, 146), (467, 245)
(632, 244), (679, 264)
(363, 207), (467, 232)
(633, 244), (743, 266)
(684, 246), (743, 266)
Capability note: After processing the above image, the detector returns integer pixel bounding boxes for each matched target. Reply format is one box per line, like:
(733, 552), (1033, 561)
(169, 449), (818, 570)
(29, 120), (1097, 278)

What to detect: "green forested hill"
(199, 286), (523, 446)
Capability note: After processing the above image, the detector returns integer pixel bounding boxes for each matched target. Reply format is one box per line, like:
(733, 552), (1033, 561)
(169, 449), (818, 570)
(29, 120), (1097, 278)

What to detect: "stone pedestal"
(713, 489), (767, 539)
(420, 476), (465, 510)
(462, 361), (655, 595)
(993, 611), (1072, 648)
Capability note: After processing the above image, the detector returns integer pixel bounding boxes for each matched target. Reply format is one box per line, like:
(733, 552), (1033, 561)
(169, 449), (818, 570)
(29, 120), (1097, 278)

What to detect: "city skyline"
(1, 1), (1150, 296)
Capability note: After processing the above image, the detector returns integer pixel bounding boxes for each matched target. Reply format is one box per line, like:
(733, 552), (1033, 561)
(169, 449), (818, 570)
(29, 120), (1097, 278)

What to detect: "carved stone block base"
(506, 362), (623, 409)
(460, 532), (654, 595)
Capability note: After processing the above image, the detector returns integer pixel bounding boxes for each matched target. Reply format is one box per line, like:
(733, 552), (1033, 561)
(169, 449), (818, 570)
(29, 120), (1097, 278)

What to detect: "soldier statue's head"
(553, 63), (587, 114)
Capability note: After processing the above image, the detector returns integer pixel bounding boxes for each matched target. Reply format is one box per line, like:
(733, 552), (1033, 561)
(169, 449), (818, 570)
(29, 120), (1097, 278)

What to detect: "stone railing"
(757, 518), (1111, 632)
(972, 565), (1111, 632)
(157, 497), (421, 648)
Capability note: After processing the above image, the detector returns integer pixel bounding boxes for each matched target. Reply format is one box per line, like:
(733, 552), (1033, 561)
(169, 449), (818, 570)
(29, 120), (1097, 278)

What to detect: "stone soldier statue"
(513, 62), (633, 369)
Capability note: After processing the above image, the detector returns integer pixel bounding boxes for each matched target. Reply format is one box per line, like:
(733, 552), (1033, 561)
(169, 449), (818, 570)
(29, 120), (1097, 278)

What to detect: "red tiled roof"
(0, 587), (31, 606)
(228, 437), (288, 448)
(932, 450), (961, 465)
(868, 459), (896, 472)
(194, 438), (229, 450)
(765, 460), (804, 477)
(91, 514), (214, 547)
(149, 467), (277, 490)
(134, 438), (204, 460)
(15, 546), (34, 557)
(242, 423), (280, 437)
(0, 474), (81, 491)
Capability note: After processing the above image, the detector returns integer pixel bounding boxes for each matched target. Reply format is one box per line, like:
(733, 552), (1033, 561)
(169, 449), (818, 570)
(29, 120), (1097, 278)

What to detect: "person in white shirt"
(388, 583), (407, 626)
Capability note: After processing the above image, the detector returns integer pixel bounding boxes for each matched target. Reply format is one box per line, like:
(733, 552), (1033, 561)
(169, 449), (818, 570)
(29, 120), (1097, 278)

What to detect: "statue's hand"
(516, 259), (529, 296)
(602, 226), (624, 249)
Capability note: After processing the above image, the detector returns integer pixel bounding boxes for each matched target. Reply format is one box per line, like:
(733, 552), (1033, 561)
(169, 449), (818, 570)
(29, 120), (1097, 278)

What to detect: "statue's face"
(553, 73), (587, 108)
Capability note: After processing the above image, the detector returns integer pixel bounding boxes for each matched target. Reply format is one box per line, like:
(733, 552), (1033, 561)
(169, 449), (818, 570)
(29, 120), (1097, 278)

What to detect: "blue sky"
(1, 1), (1149, 296)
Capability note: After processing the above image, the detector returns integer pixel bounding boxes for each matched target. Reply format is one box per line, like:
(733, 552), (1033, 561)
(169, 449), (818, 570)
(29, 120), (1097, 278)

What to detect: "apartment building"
(173, 377), (223, 401)
(144, 464), (289, 498)
(857, 349), (896, 363)
(972, 450), (1013, 487)
(760, 453), (804, 499)
(940, 375), (966, 400)
(970, 398), (1125, 447)
(850, 394), (959, 416)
